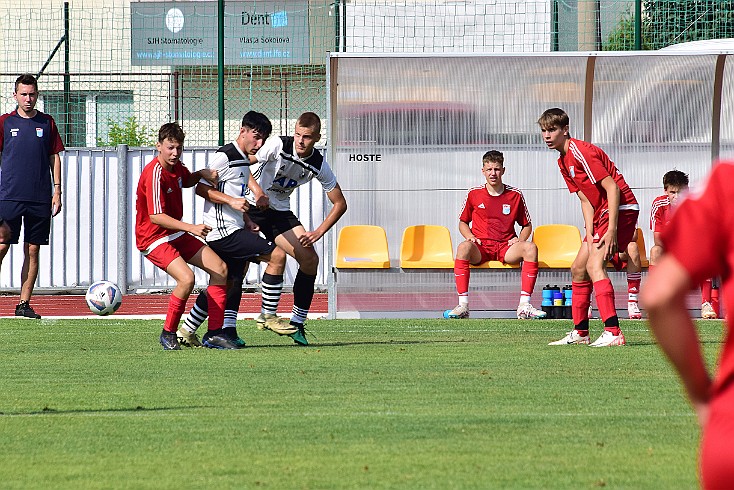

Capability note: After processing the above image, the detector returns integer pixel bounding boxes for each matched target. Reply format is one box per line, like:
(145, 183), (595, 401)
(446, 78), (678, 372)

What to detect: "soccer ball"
(85, 281), (123, 316)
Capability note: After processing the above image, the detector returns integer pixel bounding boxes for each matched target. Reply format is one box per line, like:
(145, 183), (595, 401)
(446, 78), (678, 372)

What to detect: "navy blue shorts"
(247, 208), (302, 241)
(0, 201), (52, 245)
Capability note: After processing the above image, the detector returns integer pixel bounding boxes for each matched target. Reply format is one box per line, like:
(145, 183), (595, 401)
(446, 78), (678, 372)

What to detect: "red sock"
(594, 278), (617, 323)
(520, 261), (539, 299)
(627, 272), (641, 302)
(572, 280), (593, 327)
(701, 278), (713, 303)
(163, 294), (187, 333)
(454, 259), (470, 296)
(207, 284), (227, 331)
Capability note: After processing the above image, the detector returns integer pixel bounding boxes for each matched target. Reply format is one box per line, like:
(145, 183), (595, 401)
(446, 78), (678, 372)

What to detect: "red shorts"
(586, 209), (639, 250)
(476, 239), (512, 264)
(144, 234), (206, 271)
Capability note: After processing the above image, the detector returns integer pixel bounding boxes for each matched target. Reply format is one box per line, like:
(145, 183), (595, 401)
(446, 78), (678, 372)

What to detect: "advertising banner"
(131, 1), (310, 66)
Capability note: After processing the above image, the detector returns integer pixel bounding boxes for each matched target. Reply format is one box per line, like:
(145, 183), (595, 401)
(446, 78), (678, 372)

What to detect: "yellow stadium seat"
(533, 224), (582, 268)
(335, 225), (391, 268)
(400, 225), (455, 268)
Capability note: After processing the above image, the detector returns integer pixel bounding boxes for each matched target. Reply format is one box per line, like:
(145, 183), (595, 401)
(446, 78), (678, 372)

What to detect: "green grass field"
(0, 317), (721, 489)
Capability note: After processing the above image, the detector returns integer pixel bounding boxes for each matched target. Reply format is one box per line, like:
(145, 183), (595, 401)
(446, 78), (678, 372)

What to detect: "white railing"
(0, 146), (329, 293)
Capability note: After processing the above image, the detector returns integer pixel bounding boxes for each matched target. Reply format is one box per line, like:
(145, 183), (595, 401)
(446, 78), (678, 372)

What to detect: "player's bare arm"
(187, 168), (218, 188)
(51, 153), (62, 216)
(195, 183), (249, 212)
(517, 223), (532, 242)
(599, 176), (620, 260)
(459, 220), (479, 244)
(577, 190), (595, 252)
(641, 253), (711, 427)
(247, 173), (269, 209)
(149, 212), (212, 239)
(298, 183), (347, 247)
(653, 231), (664, 248)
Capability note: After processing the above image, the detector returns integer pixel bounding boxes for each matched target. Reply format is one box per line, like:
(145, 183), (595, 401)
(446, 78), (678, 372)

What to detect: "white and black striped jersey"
(248, 136), (337, 212)
(201, 142), (252, 241)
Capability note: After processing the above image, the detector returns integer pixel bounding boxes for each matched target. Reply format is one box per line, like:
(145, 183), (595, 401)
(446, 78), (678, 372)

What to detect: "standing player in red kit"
(135, 122), (233, 350)
(642, 161), (734, 489)
(443, 150), (546, 320)
(538, 108), (639, 347)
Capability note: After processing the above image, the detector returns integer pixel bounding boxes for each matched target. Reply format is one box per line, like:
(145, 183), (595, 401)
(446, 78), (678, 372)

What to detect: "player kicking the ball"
(443, 150), (546, 320)
(539, 108), (639, 347)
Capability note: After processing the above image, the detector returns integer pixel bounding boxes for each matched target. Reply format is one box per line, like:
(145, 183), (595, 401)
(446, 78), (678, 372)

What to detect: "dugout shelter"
(326, 49), (734, 318)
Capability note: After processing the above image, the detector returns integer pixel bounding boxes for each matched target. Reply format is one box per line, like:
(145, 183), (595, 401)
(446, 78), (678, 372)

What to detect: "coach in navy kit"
(0, 74), (64, 319)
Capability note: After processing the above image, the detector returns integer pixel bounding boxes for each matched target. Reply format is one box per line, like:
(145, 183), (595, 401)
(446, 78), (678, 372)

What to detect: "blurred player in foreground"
(443, 150), (546, 320)
(642, 161), (733, 489)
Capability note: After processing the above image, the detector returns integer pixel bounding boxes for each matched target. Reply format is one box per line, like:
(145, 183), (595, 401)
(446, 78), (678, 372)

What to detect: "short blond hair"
(537, 108), (569, 129)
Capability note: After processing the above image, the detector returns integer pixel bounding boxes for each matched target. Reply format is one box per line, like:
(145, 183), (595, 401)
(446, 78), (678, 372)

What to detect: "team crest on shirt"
(502, 204), (511, 215)
(36, 128), (43, 138)
(177, 177), (183, 188)
(569, 166), (575, 178)
(10, 128), (18, 137)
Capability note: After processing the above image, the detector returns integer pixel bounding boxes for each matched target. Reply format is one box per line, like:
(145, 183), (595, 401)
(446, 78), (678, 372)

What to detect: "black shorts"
(247, 208), (302, 241)
(208, 228), (276, 279)
(0, 201), (52, 245)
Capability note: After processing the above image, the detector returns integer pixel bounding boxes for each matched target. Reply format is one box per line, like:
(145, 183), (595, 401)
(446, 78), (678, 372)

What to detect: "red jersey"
(649, 194), (670, 234)
(135, 157), (192, 253)
(558, 138), (638, 223)
(459, 184), (531, 243)
(662, 161), (734, 410)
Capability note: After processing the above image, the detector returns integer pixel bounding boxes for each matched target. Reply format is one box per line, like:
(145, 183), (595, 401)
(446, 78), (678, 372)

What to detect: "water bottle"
(552, 287), (563, 320)
(542, 285), (554, 318)
(562, 285), (573, 319)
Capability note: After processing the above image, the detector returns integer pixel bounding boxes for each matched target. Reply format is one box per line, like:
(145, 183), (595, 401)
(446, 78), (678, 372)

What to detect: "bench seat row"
(335, 224), (649, 270)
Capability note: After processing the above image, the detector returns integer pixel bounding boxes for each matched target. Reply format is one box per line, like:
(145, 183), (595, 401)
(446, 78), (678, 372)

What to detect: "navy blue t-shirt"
(0, 110), (64, 204)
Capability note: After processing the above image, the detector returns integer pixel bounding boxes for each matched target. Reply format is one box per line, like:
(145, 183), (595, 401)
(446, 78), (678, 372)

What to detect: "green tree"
(645, 0), (734, 49)
(604, 6), (653, 50)
(605, 1), (734, 51)
(96, 116), (157, 147)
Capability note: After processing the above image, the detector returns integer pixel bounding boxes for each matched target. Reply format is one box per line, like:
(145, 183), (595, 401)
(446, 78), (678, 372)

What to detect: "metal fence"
(0, 146), (328, 292)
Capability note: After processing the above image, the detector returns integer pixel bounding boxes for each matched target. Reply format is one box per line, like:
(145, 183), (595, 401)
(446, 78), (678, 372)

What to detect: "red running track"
(0, 293), (328, 317)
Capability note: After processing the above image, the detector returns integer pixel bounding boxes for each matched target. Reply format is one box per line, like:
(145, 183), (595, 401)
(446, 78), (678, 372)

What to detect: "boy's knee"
(456, 241), (473, 260)
(523, 242), (539, 261)
(270, 247), (287, 266)
(178, 274), (196, 293)
(298, 248), (319, 272)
